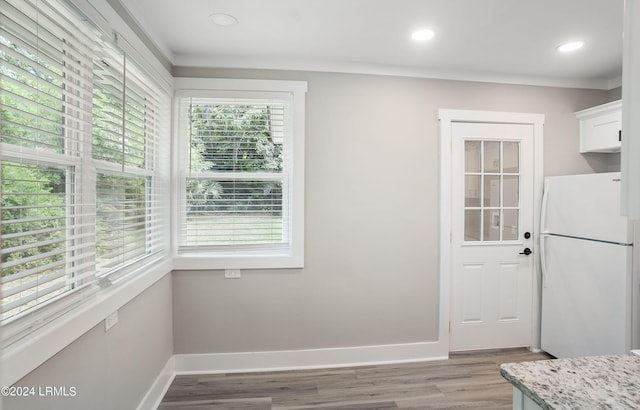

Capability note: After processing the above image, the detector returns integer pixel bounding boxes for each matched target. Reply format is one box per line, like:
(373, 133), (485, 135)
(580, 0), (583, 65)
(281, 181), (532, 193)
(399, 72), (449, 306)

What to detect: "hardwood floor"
(159, 349), (551, 410)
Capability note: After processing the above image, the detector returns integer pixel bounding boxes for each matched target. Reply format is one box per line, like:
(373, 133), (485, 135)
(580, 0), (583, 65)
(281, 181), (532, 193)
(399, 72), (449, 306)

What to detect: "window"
(0, 161), (92, 320)
(92, 46), (167, 280)
(1, 0), (96, 323)
(0, 0), (169, 336)
(174, 79), (306, 269)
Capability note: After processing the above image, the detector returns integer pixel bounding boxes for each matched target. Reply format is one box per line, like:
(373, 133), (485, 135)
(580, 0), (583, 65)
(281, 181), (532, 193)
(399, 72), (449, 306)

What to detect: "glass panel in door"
(463, 140), (521, 242)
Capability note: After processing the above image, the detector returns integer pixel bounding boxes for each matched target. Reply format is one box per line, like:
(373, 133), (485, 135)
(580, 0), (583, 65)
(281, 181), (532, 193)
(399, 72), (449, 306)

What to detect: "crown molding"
(172, 54), (618, 90)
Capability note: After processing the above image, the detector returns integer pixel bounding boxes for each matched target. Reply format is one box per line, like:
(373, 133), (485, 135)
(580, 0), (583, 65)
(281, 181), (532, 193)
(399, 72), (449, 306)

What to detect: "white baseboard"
(174, 341), (448, 375)
(137, 356), (175, 410)
(140, 341), (448, 409)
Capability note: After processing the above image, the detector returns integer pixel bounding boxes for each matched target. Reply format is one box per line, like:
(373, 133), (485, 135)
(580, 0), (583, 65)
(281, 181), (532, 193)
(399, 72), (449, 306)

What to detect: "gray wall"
(172, 68), (612, 354)
(608, 86), (623, 101)
(4, 275), (173, 410)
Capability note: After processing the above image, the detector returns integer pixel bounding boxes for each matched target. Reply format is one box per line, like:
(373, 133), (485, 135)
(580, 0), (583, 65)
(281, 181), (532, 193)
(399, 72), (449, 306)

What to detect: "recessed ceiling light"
(412, 29), (435, 42)
(210, 13), (238, 27)
(557, 41), (584, 53)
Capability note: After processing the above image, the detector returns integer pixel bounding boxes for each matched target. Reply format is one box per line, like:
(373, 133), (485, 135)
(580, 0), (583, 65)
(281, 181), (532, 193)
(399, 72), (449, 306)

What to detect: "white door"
(450, 122), (535, 351)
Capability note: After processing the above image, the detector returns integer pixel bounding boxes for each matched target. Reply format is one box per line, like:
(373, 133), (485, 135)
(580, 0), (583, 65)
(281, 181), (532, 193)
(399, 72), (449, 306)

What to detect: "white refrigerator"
(540, 172), (638, 358)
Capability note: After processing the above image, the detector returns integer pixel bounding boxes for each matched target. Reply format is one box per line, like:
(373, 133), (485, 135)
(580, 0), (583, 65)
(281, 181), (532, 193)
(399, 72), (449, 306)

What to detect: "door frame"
(438, 109), (545, 353)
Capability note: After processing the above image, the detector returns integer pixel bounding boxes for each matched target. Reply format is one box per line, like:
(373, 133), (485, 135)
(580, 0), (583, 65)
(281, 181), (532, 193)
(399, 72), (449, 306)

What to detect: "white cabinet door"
(512, 388), (544, 410)
(576, 100), (622, 153)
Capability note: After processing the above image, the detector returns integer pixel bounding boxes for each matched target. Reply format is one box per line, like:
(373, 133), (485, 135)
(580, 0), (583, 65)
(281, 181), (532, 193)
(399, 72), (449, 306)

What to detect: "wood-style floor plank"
(159, 397), (272, 409)
(159, 348), (550, 410)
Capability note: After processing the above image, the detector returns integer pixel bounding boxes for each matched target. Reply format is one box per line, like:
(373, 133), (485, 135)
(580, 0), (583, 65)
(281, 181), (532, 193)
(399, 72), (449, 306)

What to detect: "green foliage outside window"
(188, 104), (284, 215)
(0, 163), (66, 278)
(190, 104), (282, 172)
(0, 35), (64, 152)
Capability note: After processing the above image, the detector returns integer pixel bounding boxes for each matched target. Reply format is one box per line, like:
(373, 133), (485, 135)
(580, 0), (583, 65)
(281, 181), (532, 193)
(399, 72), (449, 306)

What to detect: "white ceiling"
(119, 0), (624, 89)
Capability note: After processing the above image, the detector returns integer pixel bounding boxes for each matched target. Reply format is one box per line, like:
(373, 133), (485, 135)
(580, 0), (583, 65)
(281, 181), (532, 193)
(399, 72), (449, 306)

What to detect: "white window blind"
(1, 0), (96, 321)
(0, 0), (169, 329)
(92, 44), (167, 279)
(95, 173), (153, 276)
(181, 99), (289, 249)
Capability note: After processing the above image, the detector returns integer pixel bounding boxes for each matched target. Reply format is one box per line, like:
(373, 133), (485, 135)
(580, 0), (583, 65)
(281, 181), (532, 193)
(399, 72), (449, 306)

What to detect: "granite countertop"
(500, 355), (640, 410)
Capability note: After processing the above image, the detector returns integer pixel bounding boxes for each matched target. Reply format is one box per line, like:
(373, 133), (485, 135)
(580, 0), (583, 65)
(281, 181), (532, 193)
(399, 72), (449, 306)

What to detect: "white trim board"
(137, 356), (175, 410)
(438, 109), (545, 352)
(139, 341), (448, 409)
(173, 341), (447, 374)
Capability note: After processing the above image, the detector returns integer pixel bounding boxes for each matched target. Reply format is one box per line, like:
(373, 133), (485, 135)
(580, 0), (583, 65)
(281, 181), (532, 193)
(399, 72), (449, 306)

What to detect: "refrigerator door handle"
(540, 179), (550, 234)
(540, 234), (548, 288)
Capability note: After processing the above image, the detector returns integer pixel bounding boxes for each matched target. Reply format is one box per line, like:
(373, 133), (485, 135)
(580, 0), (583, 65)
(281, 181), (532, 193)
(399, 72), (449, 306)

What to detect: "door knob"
(519, 248), (532, 255)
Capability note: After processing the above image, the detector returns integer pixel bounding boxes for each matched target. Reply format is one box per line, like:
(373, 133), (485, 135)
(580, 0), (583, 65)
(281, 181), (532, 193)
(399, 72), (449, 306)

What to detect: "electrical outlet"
(225, 269), (241, 279)
(105, 310), (119, 331)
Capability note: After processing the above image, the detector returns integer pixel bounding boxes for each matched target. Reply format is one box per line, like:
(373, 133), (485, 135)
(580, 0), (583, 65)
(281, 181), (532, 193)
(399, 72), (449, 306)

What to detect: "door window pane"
(502, 210), (519, 240)
(465, 210), (482, 241)
(465, 141), (481, 172)
(465, 175), (481, 207)
(463, 140), (521, 242)
(483, 209), (501, 241)
(503, 142), (519, 173)
(484, 141), (500, 173)
(484, 175), (500, 207)
(503, 175), (519, 207)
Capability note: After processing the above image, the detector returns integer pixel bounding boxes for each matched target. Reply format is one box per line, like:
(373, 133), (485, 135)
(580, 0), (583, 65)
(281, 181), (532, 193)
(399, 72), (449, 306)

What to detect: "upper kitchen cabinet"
(576, 100), (622, 153)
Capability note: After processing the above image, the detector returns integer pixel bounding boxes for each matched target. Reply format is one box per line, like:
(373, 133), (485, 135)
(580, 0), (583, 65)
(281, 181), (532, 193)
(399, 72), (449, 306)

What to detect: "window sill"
(172, 253), (304, 270)
(0, 258), (173, 387)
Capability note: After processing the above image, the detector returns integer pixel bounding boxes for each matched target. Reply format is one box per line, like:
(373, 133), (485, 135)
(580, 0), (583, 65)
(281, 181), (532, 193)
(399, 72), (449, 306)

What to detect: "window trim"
(172, 78), (306, 270)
